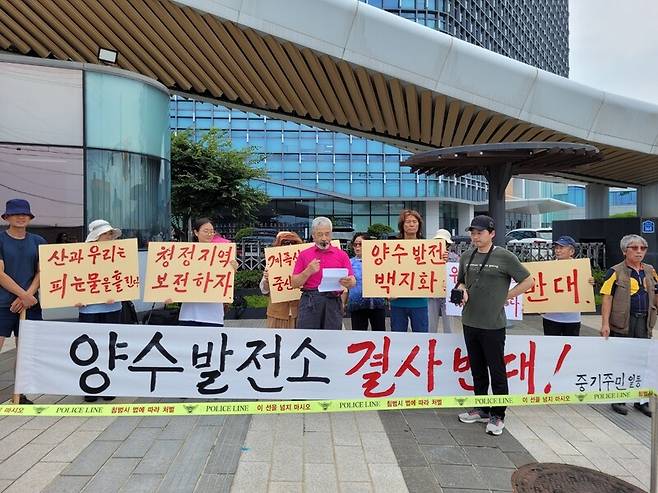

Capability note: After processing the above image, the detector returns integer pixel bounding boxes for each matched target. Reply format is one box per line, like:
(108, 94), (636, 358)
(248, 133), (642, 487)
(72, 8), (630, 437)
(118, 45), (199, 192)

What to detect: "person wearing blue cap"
(542, 236), (586, 336)
(0, 199), (47, 405)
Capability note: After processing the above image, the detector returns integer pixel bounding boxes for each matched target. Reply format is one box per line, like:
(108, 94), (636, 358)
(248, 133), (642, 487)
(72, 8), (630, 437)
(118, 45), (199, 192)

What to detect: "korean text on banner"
(445, 262), (523, 319)
(522, 258), (595, 314)
(14, 320), (655, 400)
(39, 239), (139, 309)
(362, 239), (446, 298)
(264, 240), (340, 304)
(143, 242), (235, 303)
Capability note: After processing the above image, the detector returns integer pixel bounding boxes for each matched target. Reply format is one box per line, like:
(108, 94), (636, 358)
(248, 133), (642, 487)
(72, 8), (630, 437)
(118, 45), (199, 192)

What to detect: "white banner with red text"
(14, 321), (657, 401)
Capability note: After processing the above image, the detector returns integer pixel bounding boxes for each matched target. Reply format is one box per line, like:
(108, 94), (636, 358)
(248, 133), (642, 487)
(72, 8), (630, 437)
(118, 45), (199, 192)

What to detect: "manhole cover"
(512, 463), (645, 493)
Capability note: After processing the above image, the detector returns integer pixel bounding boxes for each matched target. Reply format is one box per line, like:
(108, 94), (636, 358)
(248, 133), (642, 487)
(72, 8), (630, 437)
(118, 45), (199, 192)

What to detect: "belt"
(630, 312), (648, 317)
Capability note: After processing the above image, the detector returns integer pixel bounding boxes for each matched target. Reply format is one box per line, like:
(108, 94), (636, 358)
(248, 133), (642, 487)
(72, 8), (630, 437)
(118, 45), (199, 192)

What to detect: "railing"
(236, 240), (607, 271)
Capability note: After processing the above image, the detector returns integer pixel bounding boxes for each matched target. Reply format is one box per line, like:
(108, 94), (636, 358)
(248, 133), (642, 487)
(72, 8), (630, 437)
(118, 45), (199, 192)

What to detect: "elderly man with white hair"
(600, 233), (658, 417)
(291, 217), (356, 330)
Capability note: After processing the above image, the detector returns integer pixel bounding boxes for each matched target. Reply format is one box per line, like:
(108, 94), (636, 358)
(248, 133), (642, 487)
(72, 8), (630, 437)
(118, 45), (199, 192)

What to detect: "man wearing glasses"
(600, 234), (657, 417)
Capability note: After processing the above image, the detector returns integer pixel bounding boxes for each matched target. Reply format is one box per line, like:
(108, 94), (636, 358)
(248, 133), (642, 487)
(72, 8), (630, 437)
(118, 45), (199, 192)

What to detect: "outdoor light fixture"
(98, 47), (118, 64)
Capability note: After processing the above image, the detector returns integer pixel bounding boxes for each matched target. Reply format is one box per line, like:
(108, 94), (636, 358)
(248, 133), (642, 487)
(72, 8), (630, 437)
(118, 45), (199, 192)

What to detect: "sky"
(569, 0), (658, 106)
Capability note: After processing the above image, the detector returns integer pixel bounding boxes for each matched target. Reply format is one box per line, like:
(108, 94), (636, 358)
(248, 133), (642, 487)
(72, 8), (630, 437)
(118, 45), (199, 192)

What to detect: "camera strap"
(465, 244), (495, 290)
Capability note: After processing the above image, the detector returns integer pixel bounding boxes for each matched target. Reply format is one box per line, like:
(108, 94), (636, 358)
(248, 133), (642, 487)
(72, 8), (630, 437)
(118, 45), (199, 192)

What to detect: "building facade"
(169, 0), (570, 236)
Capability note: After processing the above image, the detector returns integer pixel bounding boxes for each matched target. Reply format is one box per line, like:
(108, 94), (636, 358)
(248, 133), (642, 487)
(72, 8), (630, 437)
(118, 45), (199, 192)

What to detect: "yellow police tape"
(1, 389), (655, 417)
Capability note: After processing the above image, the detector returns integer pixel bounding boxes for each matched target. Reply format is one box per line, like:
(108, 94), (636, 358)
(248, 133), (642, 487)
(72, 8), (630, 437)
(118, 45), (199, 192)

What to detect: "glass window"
(368, 180), (384, 196)
(86, 149), (170, 248)
(351, 180), (367, 197)
(353, 202), (370, 214)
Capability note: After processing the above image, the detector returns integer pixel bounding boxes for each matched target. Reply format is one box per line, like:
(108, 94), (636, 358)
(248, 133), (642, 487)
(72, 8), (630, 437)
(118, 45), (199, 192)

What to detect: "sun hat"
(432, 228), (454, 244)
(85, 219), (122, 242)
(2, 199), (34, 219)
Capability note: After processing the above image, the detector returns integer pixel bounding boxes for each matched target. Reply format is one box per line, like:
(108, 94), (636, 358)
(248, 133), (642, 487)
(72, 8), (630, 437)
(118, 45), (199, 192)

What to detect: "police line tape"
(1, 389), (656, 417)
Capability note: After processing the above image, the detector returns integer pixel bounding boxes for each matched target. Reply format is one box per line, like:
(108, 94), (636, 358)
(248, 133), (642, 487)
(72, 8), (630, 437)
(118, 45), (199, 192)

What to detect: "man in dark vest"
(600, 234), (657, 417)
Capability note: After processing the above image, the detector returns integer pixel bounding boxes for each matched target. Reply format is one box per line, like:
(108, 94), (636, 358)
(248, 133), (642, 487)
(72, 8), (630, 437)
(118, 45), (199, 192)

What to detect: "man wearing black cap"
(0, 199), (46, 405)
(453, 215), (533, 435)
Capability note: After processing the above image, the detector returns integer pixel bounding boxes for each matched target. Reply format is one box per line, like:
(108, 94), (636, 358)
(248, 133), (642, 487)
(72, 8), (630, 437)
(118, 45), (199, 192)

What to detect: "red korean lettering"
(452, 348), (474, 391)
(155, 245), (175, 267)
(426, 339), (443, 392)
(391, 243), (408, 264)
(177, 245), (197, 267)
(87, 272), (101, 293)
(48, 274), (67, 299)
(526, 272), (548, 302)
(412, 244), (427, 265)
(173, 272), (190, 293)
(346, 336), (394, 398)
(47, 248), (67, 267)
(374, 271), (396, 295)
(371, 243), (390, 266)
(151, 273), (169, 289)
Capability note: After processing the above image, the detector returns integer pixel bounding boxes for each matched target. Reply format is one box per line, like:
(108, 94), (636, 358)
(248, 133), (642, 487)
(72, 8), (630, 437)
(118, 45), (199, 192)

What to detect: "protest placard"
(39, 239), (139, 308)
(522, 258), (595, 314)
(445, 262), (523, 319)
(361, 239), (446, 297)
(143, 242), (235, 303)
(264, 240), (340, 304)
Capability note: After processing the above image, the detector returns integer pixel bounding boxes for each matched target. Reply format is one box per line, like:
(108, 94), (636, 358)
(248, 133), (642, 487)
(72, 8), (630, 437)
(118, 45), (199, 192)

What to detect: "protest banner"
(39, 239), (139, 309)
(522, 258), (595, 314)
(264, 240), (340, 303)
(143, 242), (235, 303)
(444, 262), (523, 319)
(361, 239), (446, 298)
(15, 320), (654, 400)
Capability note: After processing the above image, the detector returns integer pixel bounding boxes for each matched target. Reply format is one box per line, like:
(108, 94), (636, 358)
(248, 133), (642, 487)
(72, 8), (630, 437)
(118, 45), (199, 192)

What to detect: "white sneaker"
(458, 408), (490, 423)
(485, 416), (505, 436)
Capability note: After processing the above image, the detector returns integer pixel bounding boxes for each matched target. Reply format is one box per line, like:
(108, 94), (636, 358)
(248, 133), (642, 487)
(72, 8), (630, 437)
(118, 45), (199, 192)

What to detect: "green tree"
(367, 223), (394, 239)
(171, 129), (268, 238)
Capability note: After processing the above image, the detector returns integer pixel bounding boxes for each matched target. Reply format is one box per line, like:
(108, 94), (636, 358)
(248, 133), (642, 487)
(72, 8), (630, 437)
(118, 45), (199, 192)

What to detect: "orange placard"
(361, 239), (446, 298)
(39, 239), (139, 308)
(143, 242), (236, 303)
(522, 258), (595, 313)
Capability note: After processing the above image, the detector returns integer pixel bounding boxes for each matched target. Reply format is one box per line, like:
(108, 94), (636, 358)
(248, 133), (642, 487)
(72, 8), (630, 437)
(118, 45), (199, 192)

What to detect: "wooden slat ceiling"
(2, 0), (657, 185)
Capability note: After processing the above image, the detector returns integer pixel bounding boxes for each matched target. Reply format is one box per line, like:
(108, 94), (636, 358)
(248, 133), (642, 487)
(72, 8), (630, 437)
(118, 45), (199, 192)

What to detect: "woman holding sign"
(260, 231), (303, 328)
(390, 209), (429, 333)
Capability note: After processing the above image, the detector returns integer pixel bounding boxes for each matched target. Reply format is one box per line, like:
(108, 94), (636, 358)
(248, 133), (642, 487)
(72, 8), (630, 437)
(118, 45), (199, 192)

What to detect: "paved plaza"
(0, 315), (654, 492)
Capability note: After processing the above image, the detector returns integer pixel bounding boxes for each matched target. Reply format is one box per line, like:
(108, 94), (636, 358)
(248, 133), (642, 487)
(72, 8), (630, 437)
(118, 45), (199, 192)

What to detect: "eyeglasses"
(353, 242), (362, 246)
(280, 240), (296, 246)
(627, 245), (648, 251)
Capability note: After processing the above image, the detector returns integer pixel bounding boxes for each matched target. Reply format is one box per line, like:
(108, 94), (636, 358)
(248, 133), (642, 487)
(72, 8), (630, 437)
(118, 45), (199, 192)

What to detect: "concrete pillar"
(638, 184), (658, 217)
(586, 184), (609, 219)
(425, 201), (441, 238)
(488, 164), (513, 245)
(457, 203), (475, 236)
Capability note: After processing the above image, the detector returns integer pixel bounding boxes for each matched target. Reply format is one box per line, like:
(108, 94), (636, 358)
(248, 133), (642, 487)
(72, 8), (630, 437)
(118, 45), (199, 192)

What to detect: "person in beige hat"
(428, 229), (459, 333)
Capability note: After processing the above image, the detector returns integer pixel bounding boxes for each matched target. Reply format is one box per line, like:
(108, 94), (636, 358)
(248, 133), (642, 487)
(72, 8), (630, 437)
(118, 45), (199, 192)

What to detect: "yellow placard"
(361, 239), (446, 298)
(264, 240), (340, 303)
(38, 239), (139, 309)
(143, 242), (236, 303)
(522, 258), (595, 313)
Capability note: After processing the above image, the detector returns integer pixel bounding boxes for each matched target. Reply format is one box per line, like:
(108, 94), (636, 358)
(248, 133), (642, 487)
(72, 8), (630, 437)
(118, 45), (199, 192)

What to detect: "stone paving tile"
(0, 443), (55, 480)
(3, 461), (68, 493)
(42, 430), (101, 462)
(135, 416), (171, 429)
(334, 445), (370, 482)
(330, 413), (361, 446)
(303, 413), (331, 432)
(193, 473), (231, 493)
(269, 481), (303, 493)
(231, 462), (270, 493)
(614, 457), (651, 486)
(41, 475), (90, 493)
(516, 438), (561, 463)
(368, 463), (409, 493)
(97, 418), (142, 441)
(80, 457), (139, 493)
(360, 432), (397, 464)
(241, 425), (274, 462)
(557, 454), (597, 469)
(303, 463), (339, 493)
(463, 446), (516, 468)
(377, 411), (412, 432)
(19, 416), (62, 431)
(133, 439), (183, 475)
(0, 428), (43, 461)
(62, 440), (122, 476)
(503, 451), (536, 468)
(77, 417), (117, 432)
(474, 465), (513, 491)
(159, 426), (220, 493)
(31, 417), (88, 445)
(0, 416), (33, 440)
(159, 416), (199, 440)
(117, 474), (163, 493)
(401, 410), (444, 429)
(387, 437), (428, 467)
(204, 415), (250, 474)
(114, 427), (162, 458)
(0, 480), (11, 492)
(399, 466), (441, 493)
(413, 428), (457, 446)
(270, 445), (303, 482)
(430, 464), (486, 490)
(303, 431), (334, 464)
(419, 444), (470, 465)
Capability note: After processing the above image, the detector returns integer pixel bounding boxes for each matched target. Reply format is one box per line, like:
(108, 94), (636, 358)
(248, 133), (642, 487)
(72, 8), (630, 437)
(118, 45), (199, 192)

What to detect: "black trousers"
(350, 308), (386, 331)
(297, 291), (343, 330)
(543, 318), (580, 336)
(463, 325), (508, 419)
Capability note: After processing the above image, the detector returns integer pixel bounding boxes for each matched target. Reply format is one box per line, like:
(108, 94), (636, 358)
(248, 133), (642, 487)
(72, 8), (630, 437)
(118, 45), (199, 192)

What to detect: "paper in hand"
(318, 268), (349, 292)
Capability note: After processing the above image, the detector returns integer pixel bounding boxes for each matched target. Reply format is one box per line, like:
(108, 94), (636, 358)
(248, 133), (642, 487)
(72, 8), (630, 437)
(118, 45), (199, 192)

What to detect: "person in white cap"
(77, 219), (123, 402)
(428, 229), (459, 333)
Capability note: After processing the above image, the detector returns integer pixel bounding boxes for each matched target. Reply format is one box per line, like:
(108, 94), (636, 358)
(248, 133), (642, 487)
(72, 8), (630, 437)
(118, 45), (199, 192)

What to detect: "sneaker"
(18, 394), (33, 405)
(611, 403), (628, 415)
(486, 416), (505, 436)
(458, 408), (490, 423)
(633, 402), (652, 417)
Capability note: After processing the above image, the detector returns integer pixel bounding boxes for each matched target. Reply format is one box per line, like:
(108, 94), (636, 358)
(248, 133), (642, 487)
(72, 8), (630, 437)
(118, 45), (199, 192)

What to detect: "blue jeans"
(390, 306), (428, 333)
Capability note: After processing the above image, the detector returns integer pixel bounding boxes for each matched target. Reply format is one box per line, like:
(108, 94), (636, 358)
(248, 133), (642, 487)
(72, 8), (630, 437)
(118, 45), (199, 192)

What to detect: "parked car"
(505, 228), (553, 245)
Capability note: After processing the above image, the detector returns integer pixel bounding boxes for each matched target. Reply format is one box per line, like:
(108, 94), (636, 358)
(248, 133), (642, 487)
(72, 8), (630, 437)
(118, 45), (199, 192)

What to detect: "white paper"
(318, 268), (348, 292)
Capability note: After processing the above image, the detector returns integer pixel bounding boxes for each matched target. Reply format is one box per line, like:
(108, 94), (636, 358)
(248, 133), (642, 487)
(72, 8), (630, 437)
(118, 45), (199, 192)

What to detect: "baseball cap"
(466, 215), (495, 232)
(554, 235), (576, 248)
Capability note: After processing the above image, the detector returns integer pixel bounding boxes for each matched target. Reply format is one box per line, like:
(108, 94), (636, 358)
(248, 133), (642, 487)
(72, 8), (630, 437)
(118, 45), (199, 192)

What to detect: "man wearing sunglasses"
(600, 234), (657, 417)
